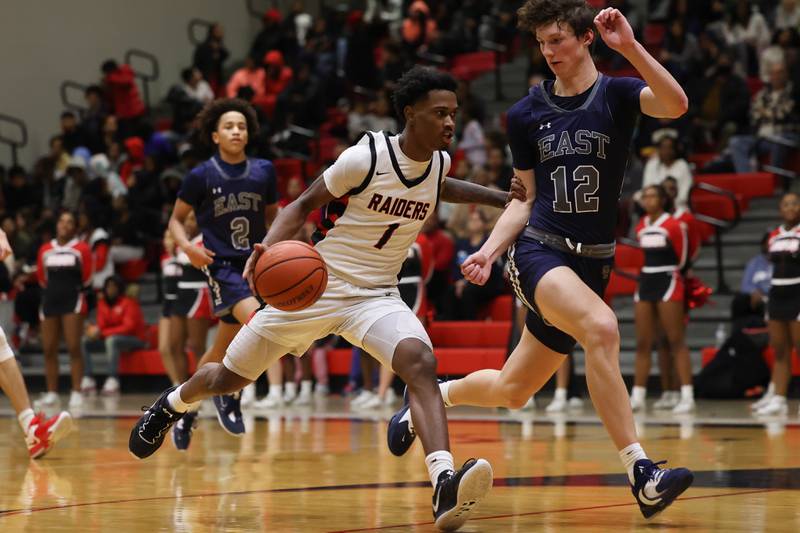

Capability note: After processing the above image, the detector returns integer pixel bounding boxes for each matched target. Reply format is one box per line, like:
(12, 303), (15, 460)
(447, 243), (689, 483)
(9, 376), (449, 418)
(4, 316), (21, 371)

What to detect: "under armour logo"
(212, 187), (222, 194)
(539, 122), (551, 130)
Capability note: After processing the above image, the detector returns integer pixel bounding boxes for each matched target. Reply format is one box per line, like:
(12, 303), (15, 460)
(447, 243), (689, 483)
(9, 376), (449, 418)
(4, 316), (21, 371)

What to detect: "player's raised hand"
(461, 251), (492, 286)
(594, 8), (635, 53)
(185, 244), (215, 268)
(506, 175), (527, 205)
(243, 243), (266, 293)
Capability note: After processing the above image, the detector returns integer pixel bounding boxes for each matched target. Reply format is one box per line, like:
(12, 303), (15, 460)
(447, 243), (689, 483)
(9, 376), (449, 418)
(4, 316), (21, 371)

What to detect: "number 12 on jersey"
(550, 165), (600, 214)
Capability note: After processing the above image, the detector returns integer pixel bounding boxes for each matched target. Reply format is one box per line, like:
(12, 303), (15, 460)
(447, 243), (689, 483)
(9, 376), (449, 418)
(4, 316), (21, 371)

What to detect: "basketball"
(253, 241), (328, 311)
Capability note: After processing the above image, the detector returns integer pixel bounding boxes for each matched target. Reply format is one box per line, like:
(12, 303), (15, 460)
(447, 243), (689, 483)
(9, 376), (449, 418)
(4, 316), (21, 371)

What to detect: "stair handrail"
(124, 48), (160, 111)
(0, 113), (28, 167)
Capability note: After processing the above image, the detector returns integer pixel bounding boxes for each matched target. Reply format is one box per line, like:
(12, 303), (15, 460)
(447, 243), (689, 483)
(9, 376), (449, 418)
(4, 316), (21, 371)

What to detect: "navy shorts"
(203, 258), (253, 324)
(507, 235), (613, 354)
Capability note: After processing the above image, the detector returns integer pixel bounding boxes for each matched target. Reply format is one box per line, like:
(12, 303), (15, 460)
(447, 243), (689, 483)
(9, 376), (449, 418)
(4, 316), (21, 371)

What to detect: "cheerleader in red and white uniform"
(631, 185), (695, 414)
(652, 176), (703, 411)
(754, 192), (800, 416)
(36, 212), (92, 409)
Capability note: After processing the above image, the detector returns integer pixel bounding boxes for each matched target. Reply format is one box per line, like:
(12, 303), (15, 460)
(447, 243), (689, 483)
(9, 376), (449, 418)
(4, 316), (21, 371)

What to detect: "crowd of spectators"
(0, 1), (798, 395)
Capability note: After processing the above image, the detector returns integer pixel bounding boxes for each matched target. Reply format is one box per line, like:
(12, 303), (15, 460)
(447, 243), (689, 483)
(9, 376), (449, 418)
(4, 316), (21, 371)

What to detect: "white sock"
(285, 382), (297, 396)
(269, 384), (283, 398)
(425, 450), (455, 488)
(439, 381), (453, 407)
(167, 385), (190, 413)
(300, 380), (312, 395)
(765, 382), (775, 396)
(554, 388), (567, 402)
(680, 385), (694, 402)
(18, 408), (35, 431)
(619, 442), (648, 484)
(631, 386), (646, 403)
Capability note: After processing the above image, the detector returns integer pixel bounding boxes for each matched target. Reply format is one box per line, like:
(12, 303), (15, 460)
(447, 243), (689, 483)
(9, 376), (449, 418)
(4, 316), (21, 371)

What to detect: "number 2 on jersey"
(230, 217), (250, 250)
(374, 223), (400, 249)
(550, 165), (600, 213)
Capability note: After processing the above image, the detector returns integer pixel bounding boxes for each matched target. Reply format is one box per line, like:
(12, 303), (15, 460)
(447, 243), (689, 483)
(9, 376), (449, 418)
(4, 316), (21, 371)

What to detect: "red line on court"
(326, 488), (781, 533)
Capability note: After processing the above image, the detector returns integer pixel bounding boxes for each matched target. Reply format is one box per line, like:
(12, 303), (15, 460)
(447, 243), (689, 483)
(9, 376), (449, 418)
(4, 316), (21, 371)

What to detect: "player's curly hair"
(197, 98), (260, 149)
(517, 0), (596, 38)
(392, 66), (458, 122)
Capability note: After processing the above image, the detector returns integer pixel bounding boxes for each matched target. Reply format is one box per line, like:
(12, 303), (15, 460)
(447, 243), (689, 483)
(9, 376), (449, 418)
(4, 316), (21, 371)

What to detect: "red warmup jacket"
(97, 296), (147, 341)
(104, 65), (145, 119)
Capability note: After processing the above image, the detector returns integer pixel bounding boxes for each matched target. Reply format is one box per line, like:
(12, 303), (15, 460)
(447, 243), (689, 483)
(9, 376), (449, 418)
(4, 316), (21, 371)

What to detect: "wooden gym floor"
(1, 396), (799, 532)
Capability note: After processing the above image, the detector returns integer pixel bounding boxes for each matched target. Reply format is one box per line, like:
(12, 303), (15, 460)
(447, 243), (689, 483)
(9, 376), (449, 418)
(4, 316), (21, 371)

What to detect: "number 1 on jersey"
(374, 223), (400, 249)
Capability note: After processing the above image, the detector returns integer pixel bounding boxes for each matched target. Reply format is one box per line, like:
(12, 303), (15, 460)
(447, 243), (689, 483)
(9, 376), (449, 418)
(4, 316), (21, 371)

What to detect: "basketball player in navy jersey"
(388, 1), (694, 519)
(166, 98), (282, 450)
(130, 66), (526, 531)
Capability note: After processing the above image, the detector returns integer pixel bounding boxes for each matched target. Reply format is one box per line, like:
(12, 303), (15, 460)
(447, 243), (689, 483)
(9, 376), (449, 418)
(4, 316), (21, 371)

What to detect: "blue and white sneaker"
(433, 458), (493, 531)
(213, 393), (245, 436)
(631, 459), (694, 519)
(172, 410), (198, 451)
(129, 386), (184, 459)
(387, 386), (415, 456)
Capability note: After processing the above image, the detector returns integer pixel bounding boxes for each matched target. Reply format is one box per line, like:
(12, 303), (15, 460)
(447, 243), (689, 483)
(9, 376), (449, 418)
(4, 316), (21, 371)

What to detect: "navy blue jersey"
(178, 155), (278, 259)
(507, 74), (646, 244)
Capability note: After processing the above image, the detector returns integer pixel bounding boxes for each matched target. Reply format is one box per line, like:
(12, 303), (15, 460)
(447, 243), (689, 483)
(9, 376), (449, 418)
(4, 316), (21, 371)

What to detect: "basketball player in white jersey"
(130, 66), (524, 531)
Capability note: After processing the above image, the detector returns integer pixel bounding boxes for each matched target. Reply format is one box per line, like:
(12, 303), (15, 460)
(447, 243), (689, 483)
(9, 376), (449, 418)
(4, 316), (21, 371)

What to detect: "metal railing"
(60, 80), (89, 113)
(688, 182), (742, 294)
(124, 49), (160, 110)
(0, 114), (28, 167)
(759, 134), (800, 191)
(480, 40), (507, 101)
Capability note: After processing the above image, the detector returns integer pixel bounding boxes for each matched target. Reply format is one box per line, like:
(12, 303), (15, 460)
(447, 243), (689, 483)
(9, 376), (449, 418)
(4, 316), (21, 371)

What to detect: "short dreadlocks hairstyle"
(197, 98), (260, 149)
(392, 66), (458, 122)
(517, 0), (596, 38)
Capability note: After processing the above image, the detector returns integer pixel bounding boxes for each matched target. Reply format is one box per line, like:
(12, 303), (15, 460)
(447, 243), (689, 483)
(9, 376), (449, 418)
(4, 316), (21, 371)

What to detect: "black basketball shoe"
(129, 387), (184, 459)
(172, 410), (198, 451)
(213, 393), (245, 436)
(631, 459), (694, 519)
(432, 458), (493, 531)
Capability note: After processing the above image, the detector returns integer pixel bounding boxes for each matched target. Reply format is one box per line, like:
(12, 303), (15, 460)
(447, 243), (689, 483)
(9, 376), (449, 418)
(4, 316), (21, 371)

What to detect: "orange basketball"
(253, 241), (328, 311)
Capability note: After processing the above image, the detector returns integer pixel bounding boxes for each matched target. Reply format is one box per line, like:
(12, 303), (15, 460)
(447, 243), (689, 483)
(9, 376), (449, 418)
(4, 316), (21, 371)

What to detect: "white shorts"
(0, 327), (14, 363)
(223, 273), (432, 381)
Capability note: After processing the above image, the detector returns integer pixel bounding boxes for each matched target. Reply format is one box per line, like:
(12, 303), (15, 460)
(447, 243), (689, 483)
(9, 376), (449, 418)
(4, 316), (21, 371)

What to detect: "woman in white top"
(641, 134), (692, 211)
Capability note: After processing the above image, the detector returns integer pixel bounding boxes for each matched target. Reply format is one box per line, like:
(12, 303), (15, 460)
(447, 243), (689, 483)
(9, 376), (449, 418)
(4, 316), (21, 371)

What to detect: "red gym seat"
(450, 51), (496, 82)
(695, 173), (777, 202)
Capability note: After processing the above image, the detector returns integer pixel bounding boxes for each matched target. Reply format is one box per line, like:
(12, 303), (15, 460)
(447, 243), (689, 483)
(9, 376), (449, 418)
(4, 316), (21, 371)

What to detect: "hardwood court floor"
(1, 396), (799, 532)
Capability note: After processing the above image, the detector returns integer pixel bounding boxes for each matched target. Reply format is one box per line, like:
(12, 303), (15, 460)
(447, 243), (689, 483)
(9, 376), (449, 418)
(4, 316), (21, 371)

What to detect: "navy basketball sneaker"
(129, 386), (184, 459)
(631, 459), (694, 518)
(387, 386), (415, 456)
(213, 393), (245, 436)
(172, 410), (198, 451)
(433, 458), (493, 531)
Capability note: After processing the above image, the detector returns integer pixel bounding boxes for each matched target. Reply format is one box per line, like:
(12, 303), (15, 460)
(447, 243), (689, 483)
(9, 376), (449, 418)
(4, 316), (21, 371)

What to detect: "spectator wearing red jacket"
(101, 60), (145, 138)
(253, 50), (293, 117)
(81, 276), (147, 395)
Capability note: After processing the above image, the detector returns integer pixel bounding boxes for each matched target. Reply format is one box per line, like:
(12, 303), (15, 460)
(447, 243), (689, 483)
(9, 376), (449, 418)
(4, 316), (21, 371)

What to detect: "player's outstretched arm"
(0, 229), (12, 261)
(168, 199), (215, 268)
(461, 169), (535, 286)
(594, 8), (688, 119)
(441, 177), (520, 208)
